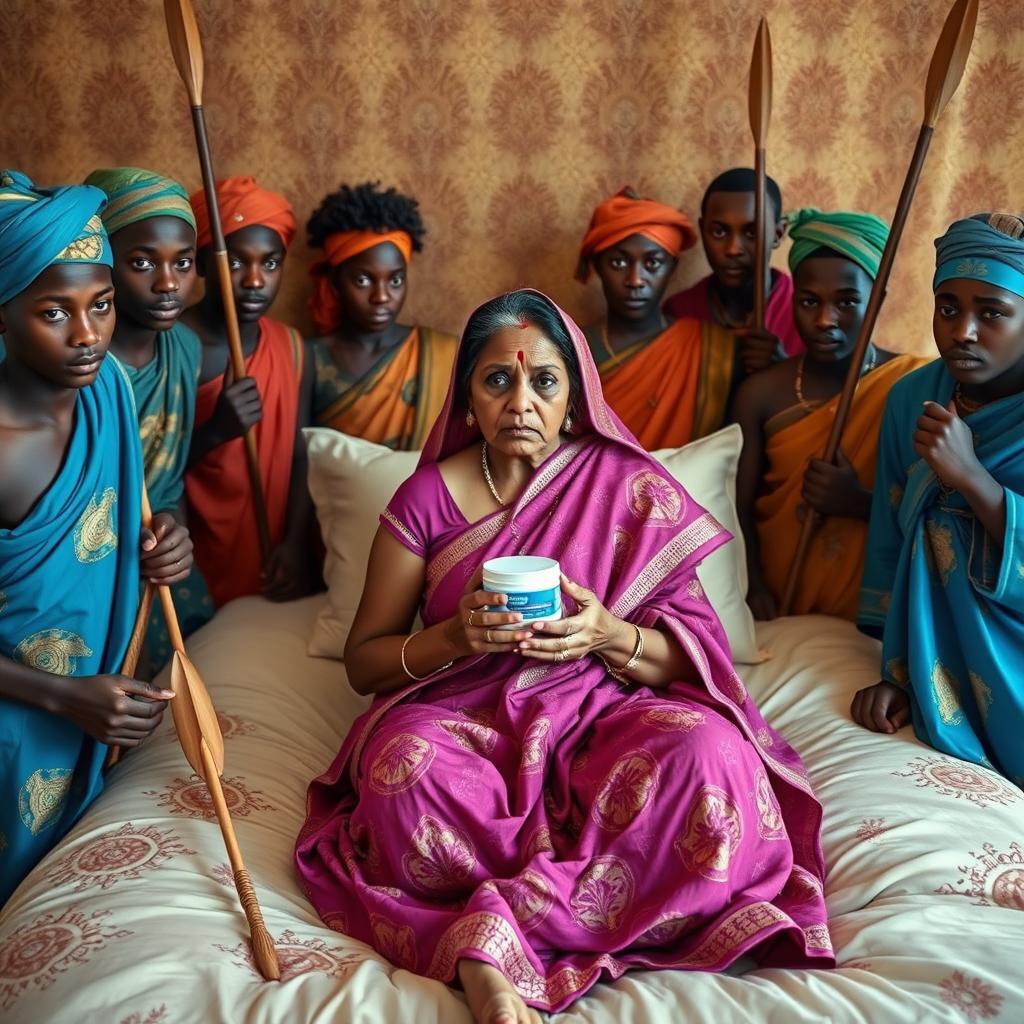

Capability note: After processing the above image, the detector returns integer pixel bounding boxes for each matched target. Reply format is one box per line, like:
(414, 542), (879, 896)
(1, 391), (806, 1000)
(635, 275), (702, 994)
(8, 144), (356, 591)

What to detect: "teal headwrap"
(84, 166), (196, 237)
(0, 170), (112, 306)
(787, 208), (890, 280)
(933, 215), (1024, 300)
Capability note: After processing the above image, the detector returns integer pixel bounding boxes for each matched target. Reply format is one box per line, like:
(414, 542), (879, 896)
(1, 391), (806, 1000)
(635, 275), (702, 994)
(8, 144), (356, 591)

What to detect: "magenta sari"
(296, 293), (832, 1010)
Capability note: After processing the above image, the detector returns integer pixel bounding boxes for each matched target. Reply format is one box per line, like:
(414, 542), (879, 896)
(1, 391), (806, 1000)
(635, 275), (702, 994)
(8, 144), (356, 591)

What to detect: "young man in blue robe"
(854, 213), (1024, 785)
(0, 171), (193, 903)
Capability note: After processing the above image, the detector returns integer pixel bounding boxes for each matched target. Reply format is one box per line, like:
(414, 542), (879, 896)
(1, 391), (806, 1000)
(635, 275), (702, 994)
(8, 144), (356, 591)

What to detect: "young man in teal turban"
(0, 170), (194, 903)
(85, 166), (212, 672)
(732, 208), (931, 622)
(854, 213), (1024, 785)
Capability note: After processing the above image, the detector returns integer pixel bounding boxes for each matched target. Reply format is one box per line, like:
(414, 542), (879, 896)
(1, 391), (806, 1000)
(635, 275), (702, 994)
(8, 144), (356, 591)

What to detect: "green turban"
(84, 166), (195, 237)
(787, 208), (889, 280)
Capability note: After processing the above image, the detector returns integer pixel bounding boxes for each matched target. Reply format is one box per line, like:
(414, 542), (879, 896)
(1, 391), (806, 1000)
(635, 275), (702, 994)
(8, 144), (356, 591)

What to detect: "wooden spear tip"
(748, 17), (773, 144)
(923, 0), (979, 128)
(164, 0), (204, 106)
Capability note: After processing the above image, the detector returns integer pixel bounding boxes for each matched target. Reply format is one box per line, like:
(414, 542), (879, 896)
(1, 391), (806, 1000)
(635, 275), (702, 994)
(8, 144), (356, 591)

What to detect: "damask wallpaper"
(2, 0), (1021, 352)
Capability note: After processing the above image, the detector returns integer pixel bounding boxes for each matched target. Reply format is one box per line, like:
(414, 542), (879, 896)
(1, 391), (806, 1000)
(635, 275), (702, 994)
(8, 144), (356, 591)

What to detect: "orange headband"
(309, 229), (414, 335)
(576, 187), (697, 282)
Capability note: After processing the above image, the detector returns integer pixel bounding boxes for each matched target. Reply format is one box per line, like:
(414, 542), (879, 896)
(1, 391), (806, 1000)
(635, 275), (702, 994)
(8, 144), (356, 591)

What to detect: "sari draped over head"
(184, 317), (304, 608)
(757, 354), (931, 620)
(0, 357), (143, 902)
(594, 317), (737, 450)
(663, 269), (804, 357)
(311, 327), (459, 451)
(296, 291), (832, 1011)
(859, 360), (1024, 784)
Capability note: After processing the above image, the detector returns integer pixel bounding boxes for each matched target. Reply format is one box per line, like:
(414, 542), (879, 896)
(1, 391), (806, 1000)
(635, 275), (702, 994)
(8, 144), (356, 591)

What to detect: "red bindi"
(516, 350), (525, 364)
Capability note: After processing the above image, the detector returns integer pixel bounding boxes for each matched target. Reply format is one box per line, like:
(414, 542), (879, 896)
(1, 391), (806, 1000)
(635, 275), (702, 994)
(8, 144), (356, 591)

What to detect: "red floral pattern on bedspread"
(215, 928), (368, 981)
(935, 842), (1024, 909)
(119, 1007), (168, 1024)
(143, 776), (273, 819)
(43, 823), (196, 891)
(939, 971), (1004, 1021)
(892, 757), (1022, 808)
(0, 906), (132, 1010)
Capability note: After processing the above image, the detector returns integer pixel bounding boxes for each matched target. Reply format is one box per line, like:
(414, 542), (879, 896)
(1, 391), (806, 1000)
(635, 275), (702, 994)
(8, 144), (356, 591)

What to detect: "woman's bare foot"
(458, 958), (542, 1024)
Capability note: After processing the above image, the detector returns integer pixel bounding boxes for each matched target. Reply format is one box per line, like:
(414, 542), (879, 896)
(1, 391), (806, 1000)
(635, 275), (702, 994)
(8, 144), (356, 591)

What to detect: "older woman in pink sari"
(296, 290), (832, 1023)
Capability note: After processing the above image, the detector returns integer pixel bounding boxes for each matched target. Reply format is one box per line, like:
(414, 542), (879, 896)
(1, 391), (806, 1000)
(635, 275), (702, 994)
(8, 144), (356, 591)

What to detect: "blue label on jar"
(488, 588), (560, 620)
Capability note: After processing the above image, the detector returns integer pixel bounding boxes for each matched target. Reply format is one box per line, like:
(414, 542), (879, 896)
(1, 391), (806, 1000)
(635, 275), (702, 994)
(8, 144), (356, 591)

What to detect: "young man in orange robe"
(184, 177), (315, 607)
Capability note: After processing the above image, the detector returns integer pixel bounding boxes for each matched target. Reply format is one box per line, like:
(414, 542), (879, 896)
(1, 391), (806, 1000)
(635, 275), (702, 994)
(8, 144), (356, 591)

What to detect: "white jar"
(482, 556), (562, 630)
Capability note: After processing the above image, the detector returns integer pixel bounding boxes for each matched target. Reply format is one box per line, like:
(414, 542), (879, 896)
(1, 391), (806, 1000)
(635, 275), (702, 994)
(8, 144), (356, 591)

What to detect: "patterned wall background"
(2, 0), (1022, 353)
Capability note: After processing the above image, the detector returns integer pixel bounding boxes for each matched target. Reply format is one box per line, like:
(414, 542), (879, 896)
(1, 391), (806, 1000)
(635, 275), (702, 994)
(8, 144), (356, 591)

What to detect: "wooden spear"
(748, 17), (773, 332)
(139, 486), (280, 980)
(104, 585), (155, 769)
(780, 0), (979, 615)
(164, 0), (271, 564)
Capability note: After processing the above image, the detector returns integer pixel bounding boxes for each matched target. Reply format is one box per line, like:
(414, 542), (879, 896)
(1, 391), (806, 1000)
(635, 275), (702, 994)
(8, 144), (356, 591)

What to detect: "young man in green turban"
(85, 166), (213, 671)
(732, 208), (930, 622)
(0, 170), (193, 902)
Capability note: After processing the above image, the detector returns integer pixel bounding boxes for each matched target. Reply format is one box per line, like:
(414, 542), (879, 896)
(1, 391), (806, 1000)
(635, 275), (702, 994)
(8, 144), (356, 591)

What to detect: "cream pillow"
(652, 423), (761, 664)
(305, 423), (760, 664)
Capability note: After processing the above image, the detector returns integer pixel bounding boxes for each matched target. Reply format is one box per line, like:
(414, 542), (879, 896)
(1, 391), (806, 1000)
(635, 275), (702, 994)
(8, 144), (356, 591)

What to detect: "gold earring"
(563, 413), (573, 432)
(466, 410), (475, 427)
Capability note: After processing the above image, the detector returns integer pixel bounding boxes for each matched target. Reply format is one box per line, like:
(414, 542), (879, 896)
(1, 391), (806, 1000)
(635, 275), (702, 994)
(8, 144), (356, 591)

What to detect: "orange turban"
(576, 186), (697, 282)
(190, 176), (296, 251)
(308, 229), (414, 335)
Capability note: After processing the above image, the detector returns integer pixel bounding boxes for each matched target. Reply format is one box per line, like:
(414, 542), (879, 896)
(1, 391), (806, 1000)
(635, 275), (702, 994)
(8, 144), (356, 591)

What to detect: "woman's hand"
(446, 589), (533, 657)
(518, 575), (623, 662)
(851, 680), (911, 734)
(914, 400), (981, 492)
(141, 512), (193, 585)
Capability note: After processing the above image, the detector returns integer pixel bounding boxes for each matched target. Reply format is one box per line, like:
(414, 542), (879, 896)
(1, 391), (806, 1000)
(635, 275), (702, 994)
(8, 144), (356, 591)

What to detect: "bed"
(2, 593), (1022, 1024)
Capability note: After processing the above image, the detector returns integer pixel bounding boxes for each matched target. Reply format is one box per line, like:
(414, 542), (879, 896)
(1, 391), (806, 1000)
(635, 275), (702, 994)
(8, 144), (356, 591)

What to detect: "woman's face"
(468, 324), (573, 461)
(933, 278), (1024, 392)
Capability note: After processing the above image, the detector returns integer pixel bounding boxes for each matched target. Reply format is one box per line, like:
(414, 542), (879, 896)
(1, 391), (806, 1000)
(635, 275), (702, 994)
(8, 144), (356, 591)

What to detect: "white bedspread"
(2, 597), (1022, 1023)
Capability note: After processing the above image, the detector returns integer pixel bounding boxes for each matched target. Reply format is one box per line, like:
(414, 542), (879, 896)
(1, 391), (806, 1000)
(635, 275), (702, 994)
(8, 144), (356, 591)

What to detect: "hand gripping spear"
(780, 0), (979, 615)
(748, 17), (772, 333)
(164, 0), (271, 565)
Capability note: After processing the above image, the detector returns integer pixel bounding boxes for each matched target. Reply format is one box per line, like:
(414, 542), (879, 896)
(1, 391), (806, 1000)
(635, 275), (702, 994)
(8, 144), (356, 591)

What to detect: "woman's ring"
(467, 608), (477, 627)
(485, 629), (493, 644)
(560, 636), (569, 652)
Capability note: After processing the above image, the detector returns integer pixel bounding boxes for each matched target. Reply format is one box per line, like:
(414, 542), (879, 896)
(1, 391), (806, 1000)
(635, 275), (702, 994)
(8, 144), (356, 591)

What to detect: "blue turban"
(933, 214), (1024, 300)
(0, 169), (113, 306)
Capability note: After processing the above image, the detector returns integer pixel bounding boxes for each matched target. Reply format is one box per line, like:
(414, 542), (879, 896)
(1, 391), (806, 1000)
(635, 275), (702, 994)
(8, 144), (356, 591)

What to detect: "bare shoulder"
(733, 357), (797, 423)
(0, 418), (56, 528)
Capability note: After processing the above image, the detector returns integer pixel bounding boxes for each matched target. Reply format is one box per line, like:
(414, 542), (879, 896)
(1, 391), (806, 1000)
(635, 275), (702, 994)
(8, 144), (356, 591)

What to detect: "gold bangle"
(401, 631), (454, 681)
(621, 624), (644, 674)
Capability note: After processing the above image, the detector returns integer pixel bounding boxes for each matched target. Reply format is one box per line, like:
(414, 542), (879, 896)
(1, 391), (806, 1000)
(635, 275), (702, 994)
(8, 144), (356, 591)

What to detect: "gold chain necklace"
(795, 345), (878, 406)
(481, 441), (505, 506)
(953, 382), (987, 415)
